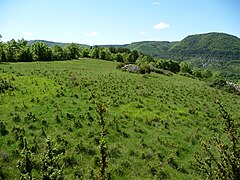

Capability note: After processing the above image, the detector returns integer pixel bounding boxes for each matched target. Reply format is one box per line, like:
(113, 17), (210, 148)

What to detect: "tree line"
(0, 36), (154, 64)
(0, 36), (219, 78)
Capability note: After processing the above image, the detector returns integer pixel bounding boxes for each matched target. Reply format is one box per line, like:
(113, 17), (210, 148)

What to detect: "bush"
(116, 63), (125, 69)
(209, 79), (226, 88)
(0, 122), (9, 136)
(139, 64), (151, 74)
(0, 76), (14, 93)
(209, 79), (240, 95)
(195, 103), (240, 179)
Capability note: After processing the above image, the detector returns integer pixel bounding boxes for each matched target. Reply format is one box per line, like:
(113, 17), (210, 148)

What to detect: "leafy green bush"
(155, 59), (180, 73)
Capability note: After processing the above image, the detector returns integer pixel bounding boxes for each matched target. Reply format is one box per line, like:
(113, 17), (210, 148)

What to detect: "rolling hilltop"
(28, 40), (90, 48)
(169, 32), (240, 61)
(29, 32), (240, 61)
(27, 32), (240, 81)
(126, 41), (177, 59)
(127, 32), (240, 61)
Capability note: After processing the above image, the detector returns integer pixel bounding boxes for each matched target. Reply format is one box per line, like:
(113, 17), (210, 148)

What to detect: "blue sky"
(0, 0), (239, 45)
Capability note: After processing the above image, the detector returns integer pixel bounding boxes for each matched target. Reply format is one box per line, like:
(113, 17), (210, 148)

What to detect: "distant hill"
(97, 44), (128, 48)
(27, 33), (240, 82)
(28, 32), (240, 61)
(97, 41), (177, 58)
(169, 32), (240, 61)
(126, 41), (177, 58)
(28, 40), (90, 48)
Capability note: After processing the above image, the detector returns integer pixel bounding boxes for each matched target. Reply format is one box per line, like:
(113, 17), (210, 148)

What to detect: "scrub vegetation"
(0, 59), (239, 179)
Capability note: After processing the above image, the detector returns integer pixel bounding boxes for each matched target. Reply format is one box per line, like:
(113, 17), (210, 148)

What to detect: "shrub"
(139, 64), (151, 74)
(195, 103), (240, 179)
(41, 137), (63, 180)
(116, 63), (125, 69)
(0, 76), (14, 93)
(17, 138), (34, 179)
(0, 122), (9, 136)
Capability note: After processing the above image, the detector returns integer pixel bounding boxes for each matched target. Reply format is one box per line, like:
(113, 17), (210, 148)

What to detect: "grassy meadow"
(0, 59), (240, 179)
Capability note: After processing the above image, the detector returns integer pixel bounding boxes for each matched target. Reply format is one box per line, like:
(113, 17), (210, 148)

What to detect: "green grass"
(0, 59), (240, 179)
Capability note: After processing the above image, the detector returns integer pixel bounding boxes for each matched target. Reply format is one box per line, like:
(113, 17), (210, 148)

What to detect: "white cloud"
(140, 31), (146, 35)
(153, 22), (170, 30)
(85, 32), (98, 37)
(22, 32), (34, 36)
(152, 2), (160, 5)
(8, 21), (15, 24)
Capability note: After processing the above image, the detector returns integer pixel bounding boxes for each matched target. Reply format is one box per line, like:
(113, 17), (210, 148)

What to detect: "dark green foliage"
(32, 42), (52, 61)
(65, 43), (80, 59)
(52, 45), (64, 60)
(209, 79), (240, 95)
(180, 62), (192, 74)
(99, 139), (108, 180)
(192, 68), (202, 78)
(209, 79), (227, 88)
(155, 59), (180, 73)
(0, 122), (9, 136)
(114, 53), (124, 62)
(89, 47), (100, 59)
(195, 103), (240, 179)
(0, 166), (7, 180)
(217, 60), (240, 82)
(116, 62), (125, 69)
(0, 76), (14, 93)
(1, 39), (32, 62)
(0, 38), (145, 64)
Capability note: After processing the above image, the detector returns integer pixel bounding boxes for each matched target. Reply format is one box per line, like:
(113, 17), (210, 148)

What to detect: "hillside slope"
(28, 32), (240, 62)
(0, 59), (240, 179)
(169, 32), (240, 60)
(28, 40), (90, 48)
(126, 41), (177, 58)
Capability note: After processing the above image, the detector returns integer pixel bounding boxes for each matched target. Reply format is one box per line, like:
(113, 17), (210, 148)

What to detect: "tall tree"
(89, 47), (100, 59)
(64, 43), (80, 59)
(17, 39), (33, 62)
(32, 42), (52, 61)
(114, 53), (123, 62)
(5, 39), (18, 61)
(132, 50), (139, 62)
(52, 45), (64, 60)
(180, 62), (192, 74)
